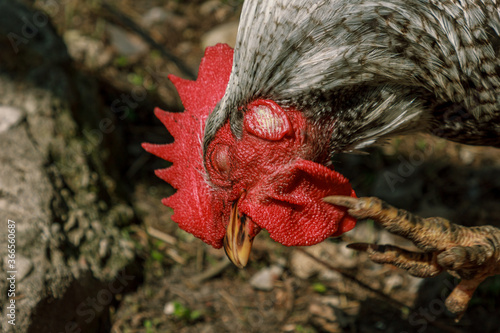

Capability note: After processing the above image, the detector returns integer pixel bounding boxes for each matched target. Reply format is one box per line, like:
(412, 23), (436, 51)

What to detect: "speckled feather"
(203, 0), (500, 155)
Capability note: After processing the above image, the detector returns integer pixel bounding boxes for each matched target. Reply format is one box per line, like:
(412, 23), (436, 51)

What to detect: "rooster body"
(204, 0), (500, 155)
(196, 0), (500, 316)
(145, 0), (500, 317)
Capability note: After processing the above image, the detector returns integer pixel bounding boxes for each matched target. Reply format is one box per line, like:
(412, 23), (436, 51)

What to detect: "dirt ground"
(39, 0), (500, 332)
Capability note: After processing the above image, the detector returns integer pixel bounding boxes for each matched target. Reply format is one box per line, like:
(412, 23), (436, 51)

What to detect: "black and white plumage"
(203, 0), (500, 155)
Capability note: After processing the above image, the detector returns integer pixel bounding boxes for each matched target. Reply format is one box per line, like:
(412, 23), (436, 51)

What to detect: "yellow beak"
(223, 200), (254, 268)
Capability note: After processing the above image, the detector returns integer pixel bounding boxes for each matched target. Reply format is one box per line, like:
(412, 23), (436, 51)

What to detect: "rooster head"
(143, 44), (356, 268)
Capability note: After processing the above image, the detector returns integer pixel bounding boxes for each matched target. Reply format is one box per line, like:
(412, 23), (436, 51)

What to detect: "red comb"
(142, 44), (233, 248)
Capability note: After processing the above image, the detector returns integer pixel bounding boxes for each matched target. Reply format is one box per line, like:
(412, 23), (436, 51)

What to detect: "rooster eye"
(211, 144), (230, 175)
(244, 99), (291, 141)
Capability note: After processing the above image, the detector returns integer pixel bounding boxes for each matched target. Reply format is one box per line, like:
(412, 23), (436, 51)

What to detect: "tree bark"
(0, 1), (139, 332)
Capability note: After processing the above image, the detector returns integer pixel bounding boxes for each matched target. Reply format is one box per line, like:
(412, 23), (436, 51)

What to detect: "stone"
(106, 24), (149, 58)
(201, 21), (239, 49)
(141, 7), (169, 27)
(64, 30), (112, 68)
(0, 106), (23, 134)
(250, 265), (284, 291)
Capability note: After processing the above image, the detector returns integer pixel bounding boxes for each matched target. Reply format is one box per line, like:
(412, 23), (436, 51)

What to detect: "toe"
(347, 242), (443, 277)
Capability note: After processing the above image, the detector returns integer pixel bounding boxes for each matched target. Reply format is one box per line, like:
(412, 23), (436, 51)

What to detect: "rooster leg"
(324, 196), (500, 317)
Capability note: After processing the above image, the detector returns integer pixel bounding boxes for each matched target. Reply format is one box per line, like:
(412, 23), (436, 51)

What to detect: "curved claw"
(326, 195), (500, 317)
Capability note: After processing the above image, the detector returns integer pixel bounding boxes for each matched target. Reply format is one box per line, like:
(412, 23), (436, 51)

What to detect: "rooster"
(144, 0), (500, 317)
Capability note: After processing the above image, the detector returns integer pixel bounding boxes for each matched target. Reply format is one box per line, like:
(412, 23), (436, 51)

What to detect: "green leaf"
(312, 282), (327, 294)
(151, 250), (164, 262)
(114, 56), (129, 67)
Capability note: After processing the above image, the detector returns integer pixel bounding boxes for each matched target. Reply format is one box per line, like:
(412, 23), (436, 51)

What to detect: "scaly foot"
(324, 196), (500, 317)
